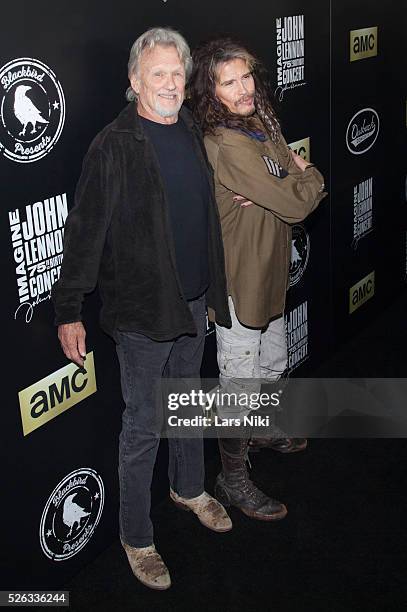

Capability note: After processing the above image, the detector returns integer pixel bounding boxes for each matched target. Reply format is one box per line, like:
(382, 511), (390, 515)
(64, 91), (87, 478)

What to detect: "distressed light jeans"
(215, 296), (287, 419)
(116, 295), (206, 547)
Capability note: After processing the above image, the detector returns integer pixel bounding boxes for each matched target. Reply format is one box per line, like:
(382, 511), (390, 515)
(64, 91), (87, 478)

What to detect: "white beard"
(155, 97), (183, 118)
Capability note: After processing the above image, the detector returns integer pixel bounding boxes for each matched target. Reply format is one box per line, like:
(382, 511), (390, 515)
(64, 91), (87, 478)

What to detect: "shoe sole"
(171, 498), (233, 532)
(135, 575), (171, 591)
(214, 489), (288, 522)
(240, 504), (288, 521)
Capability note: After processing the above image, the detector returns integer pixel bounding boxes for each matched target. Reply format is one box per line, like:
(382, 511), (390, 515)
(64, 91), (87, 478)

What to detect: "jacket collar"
(111, 101), (196, 140)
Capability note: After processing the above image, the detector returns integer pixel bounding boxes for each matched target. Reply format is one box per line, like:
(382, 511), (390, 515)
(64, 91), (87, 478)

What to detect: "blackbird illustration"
(14, 85), (49, 136)
(291, 240), (302, 265)
(62, 493), (90, 537)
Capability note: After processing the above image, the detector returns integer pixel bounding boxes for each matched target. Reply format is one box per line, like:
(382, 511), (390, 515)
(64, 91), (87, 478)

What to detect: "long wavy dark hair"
(188, 37), (280, 143)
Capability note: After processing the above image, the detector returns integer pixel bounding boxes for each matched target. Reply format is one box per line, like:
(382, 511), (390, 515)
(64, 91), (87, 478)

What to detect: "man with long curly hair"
(189, 37), (327, 521)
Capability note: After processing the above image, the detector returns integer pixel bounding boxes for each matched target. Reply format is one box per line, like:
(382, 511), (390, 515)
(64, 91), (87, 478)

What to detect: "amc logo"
(349, 271), (375, 314)
(350, 27), (378, 62)
(288, 137), (310, 162)
(18, 352), (97, 435)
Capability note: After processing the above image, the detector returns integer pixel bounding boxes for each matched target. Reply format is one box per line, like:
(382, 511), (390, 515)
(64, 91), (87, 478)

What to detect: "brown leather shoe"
(170, 489), (232, 532)
(121, 540), (171, 590)
(249, 437), (308, 454)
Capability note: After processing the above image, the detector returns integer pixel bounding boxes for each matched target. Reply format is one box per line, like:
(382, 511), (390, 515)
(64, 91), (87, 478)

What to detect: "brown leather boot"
(214, 435), (287, 521)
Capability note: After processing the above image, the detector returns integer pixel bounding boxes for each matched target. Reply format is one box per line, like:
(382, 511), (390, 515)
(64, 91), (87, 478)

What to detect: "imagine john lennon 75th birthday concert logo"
(275, 14), (306, 101)
(0, 57), (65, 163)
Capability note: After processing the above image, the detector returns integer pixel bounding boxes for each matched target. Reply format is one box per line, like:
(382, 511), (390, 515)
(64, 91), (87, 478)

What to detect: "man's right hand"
(58, 322), (87, 368)
(291, 150), (313, 172)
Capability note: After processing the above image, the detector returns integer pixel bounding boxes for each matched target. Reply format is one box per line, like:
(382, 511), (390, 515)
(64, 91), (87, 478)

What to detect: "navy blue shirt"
(141, 115), (209, 300)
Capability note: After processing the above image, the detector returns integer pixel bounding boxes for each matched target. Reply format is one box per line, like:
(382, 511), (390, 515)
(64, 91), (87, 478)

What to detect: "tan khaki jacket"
(205, 125), (327, 327)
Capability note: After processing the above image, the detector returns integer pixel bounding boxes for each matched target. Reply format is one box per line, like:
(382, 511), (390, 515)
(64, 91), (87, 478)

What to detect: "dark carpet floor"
(65, 291), (407, 612)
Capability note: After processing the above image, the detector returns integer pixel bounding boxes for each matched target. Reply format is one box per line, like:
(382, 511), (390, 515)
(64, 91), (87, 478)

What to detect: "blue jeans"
(116, 295), (206, 547)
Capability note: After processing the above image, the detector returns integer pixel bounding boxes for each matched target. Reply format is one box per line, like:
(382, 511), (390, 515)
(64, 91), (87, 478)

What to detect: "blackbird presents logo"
(39, 468), (104, 561)
(0, 57), (65, 163)
(289, 224), (310, 288)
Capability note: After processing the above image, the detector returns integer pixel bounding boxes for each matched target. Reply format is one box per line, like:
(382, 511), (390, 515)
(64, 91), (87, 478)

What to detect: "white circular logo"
(39, 468), (104, 562)
(346, 108), (379, 155)
(289, 224), (310, 288)
(0, 57), (65, 163)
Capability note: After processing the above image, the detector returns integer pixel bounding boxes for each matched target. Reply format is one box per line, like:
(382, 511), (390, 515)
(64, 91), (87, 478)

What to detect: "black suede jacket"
(52, 103), (231, 340)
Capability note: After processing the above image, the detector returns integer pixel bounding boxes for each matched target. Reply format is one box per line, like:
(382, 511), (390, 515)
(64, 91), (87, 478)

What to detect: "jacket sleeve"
(215, 135), (327, 223)
(51, 147), (115, 325)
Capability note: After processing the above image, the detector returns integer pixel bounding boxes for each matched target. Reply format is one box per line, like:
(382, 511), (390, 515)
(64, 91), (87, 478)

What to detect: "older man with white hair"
(52, 27), (232, 590)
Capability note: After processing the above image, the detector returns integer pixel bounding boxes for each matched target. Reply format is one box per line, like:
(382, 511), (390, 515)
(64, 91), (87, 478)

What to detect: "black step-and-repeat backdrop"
(1, 0), (406, 589)
(331, 0), (407, 343)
